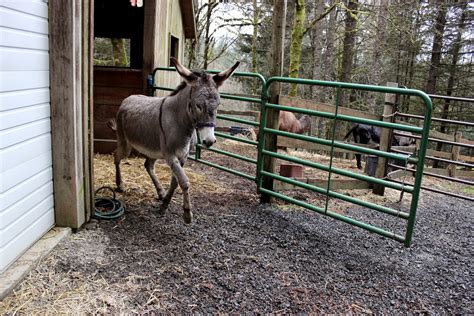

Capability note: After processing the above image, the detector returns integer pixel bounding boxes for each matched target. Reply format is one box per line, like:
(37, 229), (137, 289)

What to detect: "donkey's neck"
(166, 84), (195, 133)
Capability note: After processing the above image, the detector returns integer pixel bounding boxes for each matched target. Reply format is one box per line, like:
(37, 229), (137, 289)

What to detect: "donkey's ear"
(213, 61), (240, 87)
(170, 57), (197, 83)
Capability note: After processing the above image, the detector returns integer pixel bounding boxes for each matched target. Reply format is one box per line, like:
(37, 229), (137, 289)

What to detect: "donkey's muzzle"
(202, 138), (216, 148)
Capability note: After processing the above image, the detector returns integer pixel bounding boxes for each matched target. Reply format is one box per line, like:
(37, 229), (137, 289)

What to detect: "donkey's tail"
(106, 119), (117, 131)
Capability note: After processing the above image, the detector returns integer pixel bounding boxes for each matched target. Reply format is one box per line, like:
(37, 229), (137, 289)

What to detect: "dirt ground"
(1, 142), (472, 313)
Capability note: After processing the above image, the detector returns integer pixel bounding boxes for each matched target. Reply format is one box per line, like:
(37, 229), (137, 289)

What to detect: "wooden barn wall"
(93, 68), (143, 153)
(154, 0), (186, 96)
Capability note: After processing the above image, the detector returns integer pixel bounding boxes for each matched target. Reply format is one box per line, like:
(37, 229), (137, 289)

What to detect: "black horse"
(344, 124), (414, 169)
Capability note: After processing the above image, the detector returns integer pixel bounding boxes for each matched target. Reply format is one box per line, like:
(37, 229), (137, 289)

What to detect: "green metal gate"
(152, 69), (432, 247)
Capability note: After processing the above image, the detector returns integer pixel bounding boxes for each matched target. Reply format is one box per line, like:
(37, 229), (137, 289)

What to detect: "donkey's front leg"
(144, 158), (166, 200)
(164, 157), (192, 223)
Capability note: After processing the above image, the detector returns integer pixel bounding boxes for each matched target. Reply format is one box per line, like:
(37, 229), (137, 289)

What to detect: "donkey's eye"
(195, 103), (203, 110)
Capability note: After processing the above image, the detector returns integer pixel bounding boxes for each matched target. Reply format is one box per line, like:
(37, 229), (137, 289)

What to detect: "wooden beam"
(275, 178), (372, 191)
(219, 110), (260, 118)
(261, 0), (287, 203)
(373, 82), (397, 195)
(50, 0), (88, 228)
(449, 132), (462, 177)
(179, 0), (196, 39)
(82, 0), (94, 221)
(142, 0), (156, 95)
(277, 137), (378, 153)
(279, 96), (382, 121)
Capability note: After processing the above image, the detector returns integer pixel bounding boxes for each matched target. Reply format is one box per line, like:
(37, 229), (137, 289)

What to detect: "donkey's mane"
(169, 70), (210, 96)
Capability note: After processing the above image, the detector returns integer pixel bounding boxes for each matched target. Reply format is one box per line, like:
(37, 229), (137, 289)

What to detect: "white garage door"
(0, 1), (55, 273)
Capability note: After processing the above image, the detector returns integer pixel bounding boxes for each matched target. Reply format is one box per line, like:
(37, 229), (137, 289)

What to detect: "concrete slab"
(0, 227), (71, 301)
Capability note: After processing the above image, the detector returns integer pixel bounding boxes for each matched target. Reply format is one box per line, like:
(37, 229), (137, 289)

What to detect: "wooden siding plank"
(93, 68), (142, 88)
(0, 119), (51, 148)
(0, 133), (51, 172)
(0, 206), (54, 273)
(0, 182), (53, 230)
(0, 71), (49, 92)
(93, 86), (142, 105)
(0, 151), (51, 193)
(0, 28), (49, 50)
(0, 103), (50, 129)
(0, 168), (52, 211)
(0, 88), (50, 111)
(0, 6), (48, 34)
(0, 48), (49, 71)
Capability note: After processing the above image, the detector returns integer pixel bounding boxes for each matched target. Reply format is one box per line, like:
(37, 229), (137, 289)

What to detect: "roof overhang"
(179, 0), (196, 39)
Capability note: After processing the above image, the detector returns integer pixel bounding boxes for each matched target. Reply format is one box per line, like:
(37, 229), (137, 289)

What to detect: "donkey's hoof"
(158, 202), (169, 215)
(115, 186), (124, 193)
(183, 210), (193, 224)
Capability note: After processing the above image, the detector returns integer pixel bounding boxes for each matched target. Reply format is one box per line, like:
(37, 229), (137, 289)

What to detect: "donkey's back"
(116, 94), (166, 159)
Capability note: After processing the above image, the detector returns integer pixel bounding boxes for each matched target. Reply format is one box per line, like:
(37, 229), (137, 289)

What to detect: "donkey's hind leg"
(159, 174), (178, 215)
(114, 139), (131, 192)
(144, 158), (166, 200)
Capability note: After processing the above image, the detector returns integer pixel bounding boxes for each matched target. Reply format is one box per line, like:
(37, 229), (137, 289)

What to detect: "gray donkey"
(112, 57), (240, 223)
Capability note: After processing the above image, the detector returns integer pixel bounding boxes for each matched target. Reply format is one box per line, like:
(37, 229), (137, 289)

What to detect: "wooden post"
(449, 132), (462, 177)
(50, 0), (89, 228)
(261, 0), (287, 203)
(82, 0), (94, 221)
(373, 82), (398, 195)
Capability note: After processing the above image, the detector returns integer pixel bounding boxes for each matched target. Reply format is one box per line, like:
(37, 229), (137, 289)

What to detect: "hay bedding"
(1, 142), (472, 313)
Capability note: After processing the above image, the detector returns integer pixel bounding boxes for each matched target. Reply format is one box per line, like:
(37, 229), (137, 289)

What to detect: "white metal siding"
(0, 1), (54, 273)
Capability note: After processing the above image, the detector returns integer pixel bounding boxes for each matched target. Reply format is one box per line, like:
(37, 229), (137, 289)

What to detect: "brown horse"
(278, 111), (311, 134)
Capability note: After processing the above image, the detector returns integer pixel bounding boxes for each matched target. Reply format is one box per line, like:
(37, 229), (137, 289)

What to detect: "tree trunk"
(425, 1), (447, 94)
(338, 0), (358, 106)
(111, 38), (128, 67)
(251, 0), (259, 94)
(435, 2), (467, 166)
(261, 0), (287, 203)
(310, 0), (325, 101)
(336, 0), (358, 145)
(289, 0), (306, 97)
(401, 0), (422, 114)
(203, 0), (217, 69)
(321, 1), (337, 103)
(367, 0), (388, 114)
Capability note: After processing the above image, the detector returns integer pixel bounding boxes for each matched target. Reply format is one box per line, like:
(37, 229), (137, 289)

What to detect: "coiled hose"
(93, 186), (125, 220)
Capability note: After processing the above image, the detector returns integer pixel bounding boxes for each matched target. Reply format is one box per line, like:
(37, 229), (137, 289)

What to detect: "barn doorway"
(92, 0), (153, 154)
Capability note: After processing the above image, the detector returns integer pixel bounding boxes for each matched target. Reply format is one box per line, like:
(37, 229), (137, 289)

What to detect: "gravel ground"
(1, 157), (472, 314)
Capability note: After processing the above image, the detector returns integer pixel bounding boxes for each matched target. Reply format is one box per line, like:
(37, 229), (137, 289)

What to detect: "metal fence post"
(373, 82), (398, 195)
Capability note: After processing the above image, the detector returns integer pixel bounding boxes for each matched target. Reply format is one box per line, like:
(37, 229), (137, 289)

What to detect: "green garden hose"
(93, 186), (125, 220)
